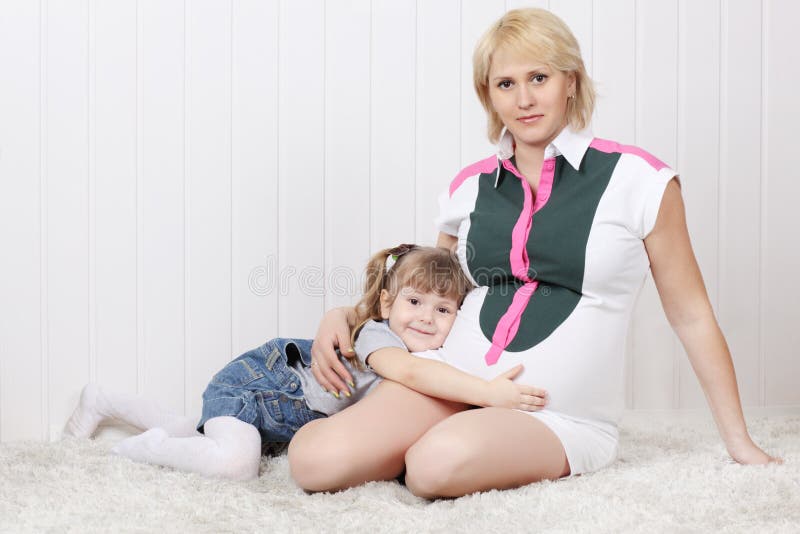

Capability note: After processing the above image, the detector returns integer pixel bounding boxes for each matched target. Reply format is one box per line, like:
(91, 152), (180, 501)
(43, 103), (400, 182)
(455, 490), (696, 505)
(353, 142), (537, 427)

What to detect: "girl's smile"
(380, 287), (459, 352)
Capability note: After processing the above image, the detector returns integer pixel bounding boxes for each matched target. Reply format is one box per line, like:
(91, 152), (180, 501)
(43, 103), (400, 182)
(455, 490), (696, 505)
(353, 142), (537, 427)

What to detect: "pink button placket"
(484, 157), (556, 365)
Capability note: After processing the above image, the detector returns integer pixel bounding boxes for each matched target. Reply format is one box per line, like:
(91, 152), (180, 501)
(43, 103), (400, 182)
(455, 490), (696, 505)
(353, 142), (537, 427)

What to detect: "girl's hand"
(726, 434), (783, 465)
(485, 364), (547, 411)
(310, 307), (356, 398)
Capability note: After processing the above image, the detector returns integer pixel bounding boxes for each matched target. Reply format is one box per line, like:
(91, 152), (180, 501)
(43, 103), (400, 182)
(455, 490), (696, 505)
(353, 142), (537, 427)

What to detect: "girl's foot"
(63, 383), (108, 439)
(110, 427), (169, 462)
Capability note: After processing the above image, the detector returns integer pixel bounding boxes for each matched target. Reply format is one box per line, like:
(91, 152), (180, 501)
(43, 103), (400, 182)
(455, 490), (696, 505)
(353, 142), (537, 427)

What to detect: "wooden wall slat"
(231, 0), (280, 354)
(0, 1), (44, 441)
(324, 0), (372, 310)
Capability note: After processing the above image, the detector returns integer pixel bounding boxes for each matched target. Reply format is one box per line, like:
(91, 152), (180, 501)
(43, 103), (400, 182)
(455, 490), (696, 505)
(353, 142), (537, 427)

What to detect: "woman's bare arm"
(437, 232), (457, 251)
(645, 179), (780, 464)
(310, 307), (357, 396)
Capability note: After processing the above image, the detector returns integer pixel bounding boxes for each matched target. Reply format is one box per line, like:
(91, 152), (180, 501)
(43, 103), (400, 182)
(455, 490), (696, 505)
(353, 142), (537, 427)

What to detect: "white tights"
(64, 384), (262, 481)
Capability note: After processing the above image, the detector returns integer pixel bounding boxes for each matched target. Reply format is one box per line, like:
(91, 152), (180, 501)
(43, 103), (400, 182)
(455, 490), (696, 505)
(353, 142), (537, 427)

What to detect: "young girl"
(64, 244), (547, 481)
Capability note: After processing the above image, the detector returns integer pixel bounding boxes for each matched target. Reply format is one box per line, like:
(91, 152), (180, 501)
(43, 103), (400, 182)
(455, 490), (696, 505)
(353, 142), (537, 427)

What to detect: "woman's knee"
(288, 419), (360, 492)
(404, 430), (470, 499)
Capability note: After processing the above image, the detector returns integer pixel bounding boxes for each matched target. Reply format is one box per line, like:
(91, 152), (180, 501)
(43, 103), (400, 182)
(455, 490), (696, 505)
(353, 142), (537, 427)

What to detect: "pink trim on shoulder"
(589, 138), (668, 171)
(449, 155), (498, 196)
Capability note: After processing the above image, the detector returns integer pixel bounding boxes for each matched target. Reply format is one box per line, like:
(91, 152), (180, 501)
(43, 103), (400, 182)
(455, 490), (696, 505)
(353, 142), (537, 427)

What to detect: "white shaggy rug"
(1, 414), (798, 533)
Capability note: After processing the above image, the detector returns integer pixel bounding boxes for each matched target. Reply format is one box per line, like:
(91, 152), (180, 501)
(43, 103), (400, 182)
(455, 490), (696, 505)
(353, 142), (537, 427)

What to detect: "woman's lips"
(518, 114), (543, 123)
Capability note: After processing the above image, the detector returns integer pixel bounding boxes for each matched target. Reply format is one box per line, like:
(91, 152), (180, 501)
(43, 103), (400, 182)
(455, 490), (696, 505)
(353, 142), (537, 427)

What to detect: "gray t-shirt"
(292, 320), (406, 415)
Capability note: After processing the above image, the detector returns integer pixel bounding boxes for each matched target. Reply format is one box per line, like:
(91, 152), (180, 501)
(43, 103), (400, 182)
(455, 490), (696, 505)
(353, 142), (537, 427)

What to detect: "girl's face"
(488, 47), (575, 154)
(380, 287), (459, 352)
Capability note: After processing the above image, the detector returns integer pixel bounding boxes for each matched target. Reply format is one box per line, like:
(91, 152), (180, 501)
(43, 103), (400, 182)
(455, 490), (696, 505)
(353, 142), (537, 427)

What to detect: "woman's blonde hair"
(350, 244), (473, 353)
(473, 8), (596, 143)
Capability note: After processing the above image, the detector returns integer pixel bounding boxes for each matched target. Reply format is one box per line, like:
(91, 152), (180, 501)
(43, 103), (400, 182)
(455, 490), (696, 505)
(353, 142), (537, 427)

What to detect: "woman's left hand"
(727, 435), (783, 465)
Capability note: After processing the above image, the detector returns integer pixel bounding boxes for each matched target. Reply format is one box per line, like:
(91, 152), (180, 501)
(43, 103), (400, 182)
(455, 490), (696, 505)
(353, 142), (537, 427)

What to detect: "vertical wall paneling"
(677, 0), (721, 408)
(718, 0), (762, 407)
(140, 0), (186, 414)
(460, 0), (505, 167)
(0, 1), (44, 441)
(184, 0), (232, 417)
(370, 0), (417, 250)
(4, 0), (800, 442)
(593, 0), (636, 406)
(591, 0), (635, 144)
(630, 0), (679, 409)
(94, 0), (138, 395)
(505, 0), (550, 11)
(549, 0), (593, 76)
(324, 0), (371, 310)
(277, 0), (325, 337)
(763, 0), (800, 406)
(45, 0), (90, 439)
(416, 0), (461, 244)
(231, 1), (280, 354)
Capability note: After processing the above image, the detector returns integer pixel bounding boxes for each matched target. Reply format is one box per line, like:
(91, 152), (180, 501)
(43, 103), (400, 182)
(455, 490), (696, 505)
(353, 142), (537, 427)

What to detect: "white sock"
(110, 416), (262, 481)
(63, 383), (197, 439)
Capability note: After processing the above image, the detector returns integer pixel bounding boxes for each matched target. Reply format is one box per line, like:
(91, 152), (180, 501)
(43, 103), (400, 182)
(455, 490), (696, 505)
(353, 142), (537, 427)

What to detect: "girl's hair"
(350, 244), (473, 351)
(473, 8), (596, 143)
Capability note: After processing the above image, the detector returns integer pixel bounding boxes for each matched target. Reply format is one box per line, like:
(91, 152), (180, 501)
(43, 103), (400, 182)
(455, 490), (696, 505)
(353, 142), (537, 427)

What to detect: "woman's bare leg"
(288, 380), (467, 492)
(404, 407), (570, 498)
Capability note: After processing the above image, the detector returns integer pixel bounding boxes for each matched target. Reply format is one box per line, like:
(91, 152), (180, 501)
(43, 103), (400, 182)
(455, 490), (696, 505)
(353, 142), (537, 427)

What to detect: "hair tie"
(385, 254), (398, 272)
(385, 243), (416, 272)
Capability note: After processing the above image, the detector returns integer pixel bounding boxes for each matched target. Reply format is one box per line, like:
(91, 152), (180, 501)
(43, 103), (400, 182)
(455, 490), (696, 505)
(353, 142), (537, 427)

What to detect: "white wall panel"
(45, 0), (90, 440)
(677, 0), (721, 409)
(0, 1), (44, 441)
(231, 0), (280, 353)
(139, 0), (186, 414)
(592, 0), (635, 143)
(416, 0), (461, 245)
(593, 0), (636, 407)
(370, 0), (417, 250)
(94, 0), (138, 395)
(184, 0), (232, 417)
(324, 0), (371, 309)
(506, 0), (549, 11)
(549, 0), (593, 76)
(460, 0), (505, 167)
(630, 0), (679, 409)
(278, 0), (325, 338)
(763, 0), (800, 406)
(718, 0), (762, 407)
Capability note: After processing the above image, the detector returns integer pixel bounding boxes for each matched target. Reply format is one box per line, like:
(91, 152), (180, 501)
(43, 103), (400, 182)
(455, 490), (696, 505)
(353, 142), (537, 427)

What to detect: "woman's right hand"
(486, 364), (548, 411)
(310, 307), (356, 398)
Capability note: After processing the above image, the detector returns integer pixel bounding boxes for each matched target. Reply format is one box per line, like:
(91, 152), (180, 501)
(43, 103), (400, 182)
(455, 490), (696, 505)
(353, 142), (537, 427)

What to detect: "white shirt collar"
(494, 126), (594, 186)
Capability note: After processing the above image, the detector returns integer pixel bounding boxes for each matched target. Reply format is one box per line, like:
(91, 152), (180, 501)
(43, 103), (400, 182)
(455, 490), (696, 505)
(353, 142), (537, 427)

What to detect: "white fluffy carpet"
(1, 414), (798, 533)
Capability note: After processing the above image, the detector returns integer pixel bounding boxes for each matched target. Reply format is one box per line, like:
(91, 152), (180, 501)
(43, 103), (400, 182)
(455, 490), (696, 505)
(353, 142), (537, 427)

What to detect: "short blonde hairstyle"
(473, 8), (596, 143)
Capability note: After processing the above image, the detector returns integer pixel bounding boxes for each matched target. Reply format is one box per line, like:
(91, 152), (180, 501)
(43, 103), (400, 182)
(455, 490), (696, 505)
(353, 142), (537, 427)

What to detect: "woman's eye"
(409, 298), (419, 305)
(498, 80), (512, 89)
(531, 74), (547, 84)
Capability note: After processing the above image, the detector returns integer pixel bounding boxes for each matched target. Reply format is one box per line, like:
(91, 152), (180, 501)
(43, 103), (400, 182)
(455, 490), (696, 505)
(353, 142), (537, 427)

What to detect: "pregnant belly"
(442, 290), (626, 424)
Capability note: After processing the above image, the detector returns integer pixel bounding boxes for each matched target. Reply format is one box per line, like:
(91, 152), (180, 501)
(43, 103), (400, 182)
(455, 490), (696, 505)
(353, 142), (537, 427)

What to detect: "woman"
(288, 8), (779, 498)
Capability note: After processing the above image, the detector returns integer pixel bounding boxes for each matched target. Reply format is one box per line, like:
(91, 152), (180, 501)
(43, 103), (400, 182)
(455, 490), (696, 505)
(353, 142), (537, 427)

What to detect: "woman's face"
(488, 47), (575, 154)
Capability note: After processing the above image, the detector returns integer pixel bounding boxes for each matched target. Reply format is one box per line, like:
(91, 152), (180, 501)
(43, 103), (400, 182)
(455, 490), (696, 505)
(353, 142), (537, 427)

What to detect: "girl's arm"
(366, 347), (547, 411)
(645, 179), (780, 465)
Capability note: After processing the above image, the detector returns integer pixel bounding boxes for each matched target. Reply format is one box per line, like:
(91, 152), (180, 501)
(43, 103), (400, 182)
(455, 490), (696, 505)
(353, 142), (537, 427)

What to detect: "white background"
(1, 0), (798, 442)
